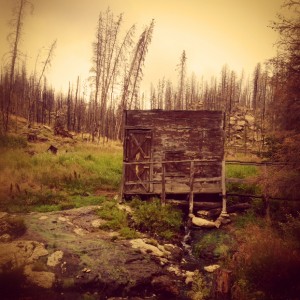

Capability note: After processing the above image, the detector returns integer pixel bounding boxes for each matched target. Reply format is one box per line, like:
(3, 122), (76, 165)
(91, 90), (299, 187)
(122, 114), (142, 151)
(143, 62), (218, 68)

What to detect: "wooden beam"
(221, 159), (228, 216)
(189, 161), (195, 214)
(161, 163), (166, 206)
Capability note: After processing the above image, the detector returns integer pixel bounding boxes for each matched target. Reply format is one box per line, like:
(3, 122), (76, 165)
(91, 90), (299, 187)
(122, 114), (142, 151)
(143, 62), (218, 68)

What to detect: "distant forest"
(0, 0), (299, 146)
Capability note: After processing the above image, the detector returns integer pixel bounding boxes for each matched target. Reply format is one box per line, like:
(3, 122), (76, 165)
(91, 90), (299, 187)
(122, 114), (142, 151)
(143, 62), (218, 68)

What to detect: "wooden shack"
(121, 110), (227, 213)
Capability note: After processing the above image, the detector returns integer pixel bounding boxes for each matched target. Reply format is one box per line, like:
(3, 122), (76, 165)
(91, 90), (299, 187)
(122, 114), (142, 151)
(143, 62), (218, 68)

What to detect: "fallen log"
(197, 203), (251, 218)
(167, 200), (222, 209)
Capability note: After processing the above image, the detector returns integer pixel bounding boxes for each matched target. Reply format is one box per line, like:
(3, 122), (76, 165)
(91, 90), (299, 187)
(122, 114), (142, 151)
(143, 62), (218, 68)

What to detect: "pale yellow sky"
(0, 0), (284, 95)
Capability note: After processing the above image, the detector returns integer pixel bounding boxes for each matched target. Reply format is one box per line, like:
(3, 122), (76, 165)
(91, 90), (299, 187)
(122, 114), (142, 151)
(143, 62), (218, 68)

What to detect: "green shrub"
(193, 231), (234, 260)
(98, 200), (128, 230)
(119, 227), (139, 239)
(186, 270), (211, 300)
(130, 198), (183, 240)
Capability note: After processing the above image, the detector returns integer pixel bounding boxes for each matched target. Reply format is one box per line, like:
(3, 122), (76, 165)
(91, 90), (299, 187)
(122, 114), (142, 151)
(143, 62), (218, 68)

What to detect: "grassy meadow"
(1, 128), (300, 299)
(0, 133), (123, 212)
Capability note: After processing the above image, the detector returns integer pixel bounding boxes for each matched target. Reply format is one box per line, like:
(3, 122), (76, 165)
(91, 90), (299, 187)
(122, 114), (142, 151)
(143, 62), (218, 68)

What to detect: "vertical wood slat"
(161, 162), (166, 206)
(189, 161), (195, 214)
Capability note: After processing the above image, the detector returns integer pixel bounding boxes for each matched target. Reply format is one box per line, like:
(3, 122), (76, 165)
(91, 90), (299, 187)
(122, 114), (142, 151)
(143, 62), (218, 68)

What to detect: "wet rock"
(164, 244), (183, 261)
(24, 265), (55, 288)
(151, 275), (180, 298)
(0, 241), (48, 268)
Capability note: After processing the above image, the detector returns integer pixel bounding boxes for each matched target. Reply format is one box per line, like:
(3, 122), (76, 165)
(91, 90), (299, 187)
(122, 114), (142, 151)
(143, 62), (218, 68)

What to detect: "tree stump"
(47, 145), (58, 155)
(212, 268), (232, 300)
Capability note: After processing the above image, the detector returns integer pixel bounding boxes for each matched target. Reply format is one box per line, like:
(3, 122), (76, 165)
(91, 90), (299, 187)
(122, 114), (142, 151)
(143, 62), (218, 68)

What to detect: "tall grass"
(0, 137), (123, 212)
(226, 164), (260, 196)
(226, 164), (258, 179)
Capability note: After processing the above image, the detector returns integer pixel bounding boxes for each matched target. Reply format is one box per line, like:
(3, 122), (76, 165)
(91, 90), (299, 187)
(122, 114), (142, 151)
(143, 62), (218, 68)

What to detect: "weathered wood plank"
(123, 110), (225, 198)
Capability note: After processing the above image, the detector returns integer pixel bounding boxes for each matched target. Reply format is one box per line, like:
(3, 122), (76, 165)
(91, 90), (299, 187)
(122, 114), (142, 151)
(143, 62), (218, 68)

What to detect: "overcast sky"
(0, 0), (284, 95)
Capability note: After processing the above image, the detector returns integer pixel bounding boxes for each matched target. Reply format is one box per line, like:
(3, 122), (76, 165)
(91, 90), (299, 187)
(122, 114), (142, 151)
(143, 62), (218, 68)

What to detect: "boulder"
(190, 214), (217, 228)
(24, 265), (55, 289)
(151, 275), (180, 298)
(0, 241), (48, 268)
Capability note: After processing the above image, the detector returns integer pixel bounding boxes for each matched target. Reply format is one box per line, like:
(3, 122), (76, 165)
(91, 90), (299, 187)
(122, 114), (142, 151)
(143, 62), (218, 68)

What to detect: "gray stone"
(47, 250), (64, 267)
(204, 264), (220, 273)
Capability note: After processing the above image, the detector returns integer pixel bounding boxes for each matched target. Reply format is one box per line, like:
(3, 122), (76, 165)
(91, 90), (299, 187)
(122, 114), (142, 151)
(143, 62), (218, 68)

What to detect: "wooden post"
(120, 162), (126, 202)
(263, 163), (270, 223)
(221, 159), (228, 216)
(161, 162), (166, 206)
(189, 161), (195, 215)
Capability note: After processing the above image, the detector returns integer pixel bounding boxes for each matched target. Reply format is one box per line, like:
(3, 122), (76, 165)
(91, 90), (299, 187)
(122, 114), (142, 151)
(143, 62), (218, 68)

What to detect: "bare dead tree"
(90, 8), (135, 142)
(121, 19), (155, 110)
(176, 50), (187, 110)
(28, 40), (57, 125)
(3, 0), (33, 132)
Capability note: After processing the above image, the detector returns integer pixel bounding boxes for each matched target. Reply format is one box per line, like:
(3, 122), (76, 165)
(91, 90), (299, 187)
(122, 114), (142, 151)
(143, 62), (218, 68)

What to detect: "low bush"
(130, 198), (183, 240)
(193, 231), (235, 261)
(231, 224), (300, 300)
(0, 215), (26, 238)
(186, 270), (211, 300)
(119, 227), (140, 239)
(97, 200), (128, 230)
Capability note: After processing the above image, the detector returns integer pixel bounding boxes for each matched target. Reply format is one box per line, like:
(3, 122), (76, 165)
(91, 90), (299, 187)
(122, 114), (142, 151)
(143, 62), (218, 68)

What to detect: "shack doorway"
(124, 129), (152, 193)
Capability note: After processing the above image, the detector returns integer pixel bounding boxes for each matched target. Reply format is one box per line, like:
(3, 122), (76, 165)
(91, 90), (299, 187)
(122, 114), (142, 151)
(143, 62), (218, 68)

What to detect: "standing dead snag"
(121, 110), (226, 215)
(47, 145), (58, 155)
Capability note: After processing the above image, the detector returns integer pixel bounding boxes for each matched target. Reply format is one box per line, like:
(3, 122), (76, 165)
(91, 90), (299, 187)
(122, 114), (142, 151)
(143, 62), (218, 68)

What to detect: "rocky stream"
(0, 205), (224, 300)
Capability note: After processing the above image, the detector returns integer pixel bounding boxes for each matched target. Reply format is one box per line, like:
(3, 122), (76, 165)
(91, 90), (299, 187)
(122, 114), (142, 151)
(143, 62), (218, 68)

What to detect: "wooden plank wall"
(124, 110), (225, 195)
